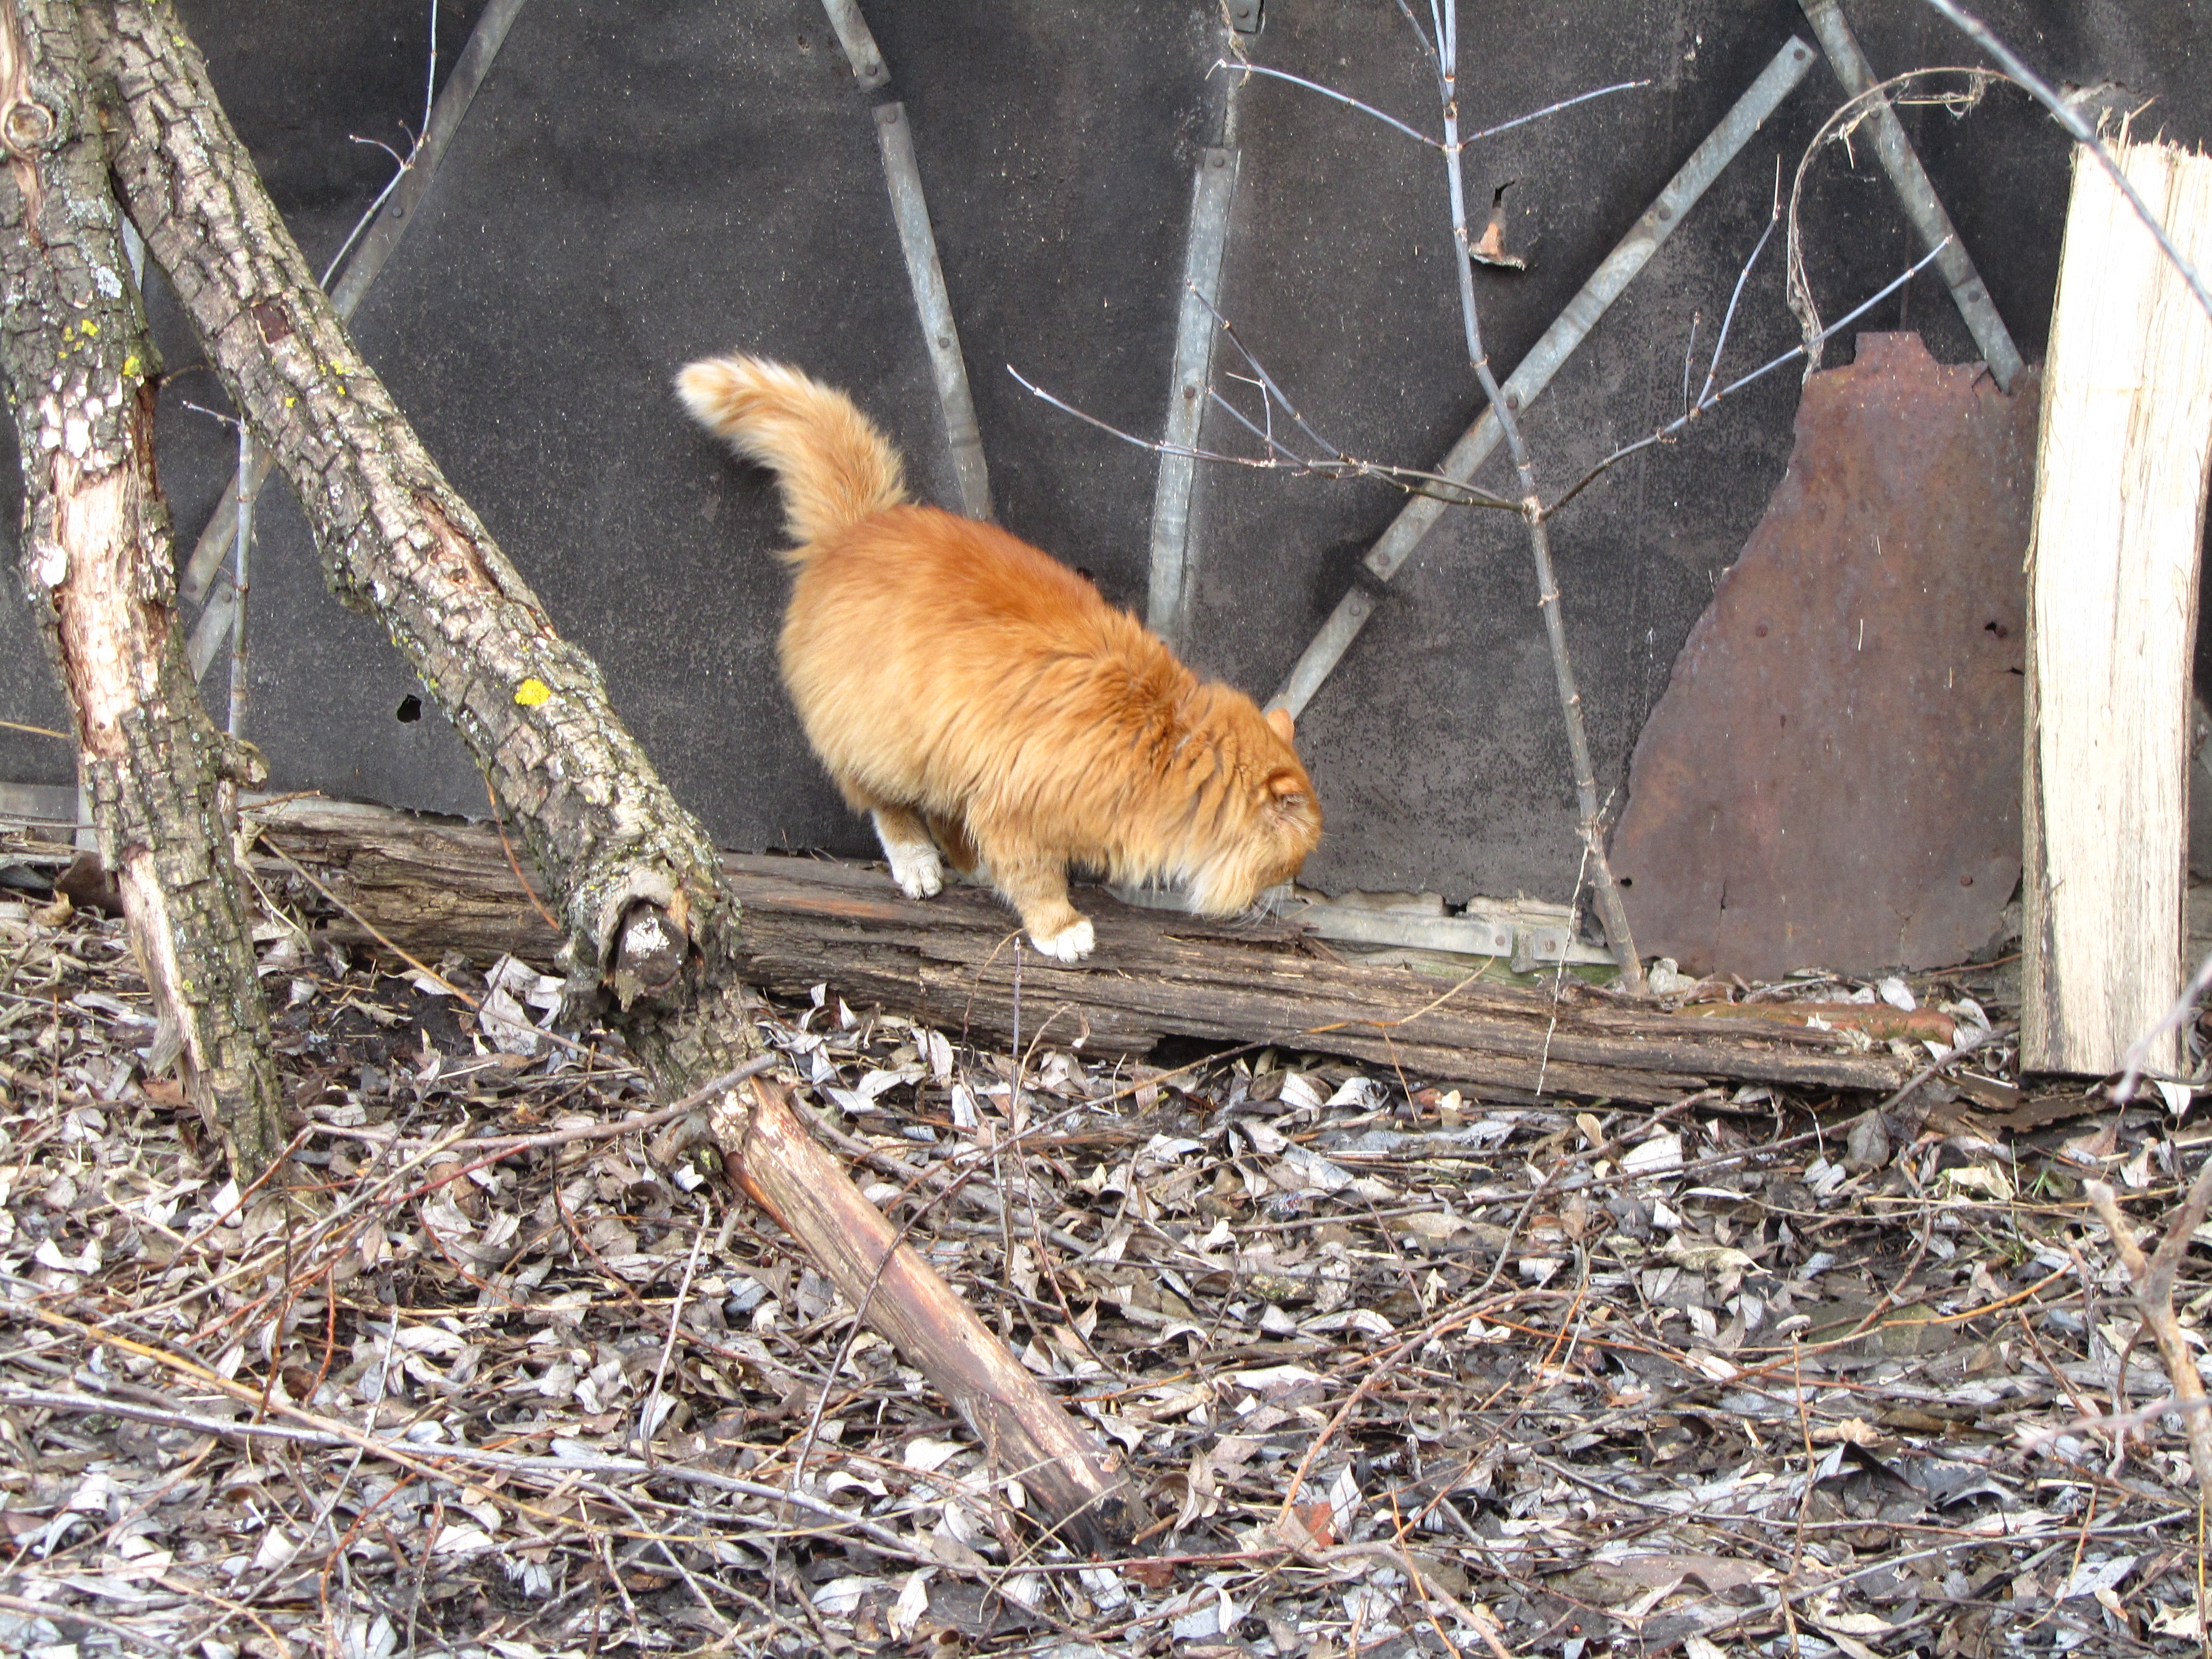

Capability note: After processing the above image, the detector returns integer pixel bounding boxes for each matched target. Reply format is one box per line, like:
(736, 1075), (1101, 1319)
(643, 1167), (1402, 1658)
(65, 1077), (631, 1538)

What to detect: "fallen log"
(249, 798), (1916, 1103)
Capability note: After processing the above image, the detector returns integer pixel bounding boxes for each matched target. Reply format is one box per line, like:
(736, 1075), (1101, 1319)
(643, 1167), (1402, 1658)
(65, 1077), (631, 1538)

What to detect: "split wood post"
(2024, 137), (2212, 1077)
(73, 1), (1136, 1543)
(0, 0), (284, 1173)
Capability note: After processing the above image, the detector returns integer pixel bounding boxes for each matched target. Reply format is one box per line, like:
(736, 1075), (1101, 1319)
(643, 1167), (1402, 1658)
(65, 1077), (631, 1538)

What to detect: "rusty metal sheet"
(1611, 331), (2036, 980)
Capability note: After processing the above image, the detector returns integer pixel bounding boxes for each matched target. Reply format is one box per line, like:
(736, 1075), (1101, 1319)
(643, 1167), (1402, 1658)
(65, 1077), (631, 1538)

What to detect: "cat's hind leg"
(868, 804), (944, 900)
(924, 811), (981, 881)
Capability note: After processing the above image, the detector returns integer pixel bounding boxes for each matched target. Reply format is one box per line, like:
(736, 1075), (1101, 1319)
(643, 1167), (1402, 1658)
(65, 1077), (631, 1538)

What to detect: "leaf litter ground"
(2, 843), (2209, 1658)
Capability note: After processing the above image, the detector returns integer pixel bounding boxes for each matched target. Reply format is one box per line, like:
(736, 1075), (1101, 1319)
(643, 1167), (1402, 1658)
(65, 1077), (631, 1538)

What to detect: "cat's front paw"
(1030, 916), (1095, 963)
(885, 842), (944, 900)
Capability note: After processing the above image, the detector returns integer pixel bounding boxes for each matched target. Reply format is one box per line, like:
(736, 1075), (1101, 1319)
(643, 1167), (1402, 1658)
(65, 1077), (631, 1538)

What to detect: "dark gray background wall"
(2, 1), (2203, 908)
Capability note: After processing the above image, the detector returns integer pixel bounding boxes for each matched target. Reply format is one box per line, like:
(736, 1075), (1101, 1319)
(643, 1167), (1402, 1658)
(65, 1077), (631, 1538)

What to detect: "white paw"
(1031, 917), (1095, 962)
(884, 840), (943, 900)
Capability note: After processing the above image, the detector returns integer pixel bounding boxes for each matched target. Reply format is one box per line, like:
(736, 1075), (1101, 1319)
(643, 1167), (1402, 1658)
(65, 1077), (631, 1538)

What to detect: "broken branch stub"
(83, 0), (1136, 1543)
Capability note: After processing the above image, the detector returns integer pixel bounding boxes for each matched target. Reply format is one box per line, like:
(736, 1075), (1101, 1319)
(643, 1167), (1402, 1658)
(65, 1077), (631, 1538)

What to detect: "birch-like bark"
(72, 0), (1135, 1543)
(0, 0), (282, 1173)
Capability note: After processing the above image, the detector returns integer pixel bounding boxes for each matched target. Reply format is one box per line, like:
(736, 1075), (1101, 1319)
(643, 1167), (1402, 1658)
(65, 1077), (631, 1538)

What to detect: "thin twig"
(1208, 58), (1442, 149)
(640, 1199), (712, 1469)
(317, 0), (441, 289)
(1918, 0), (2212, 323)
(1007, 363), (1517, 511)
(1546, 237), (1952, 518)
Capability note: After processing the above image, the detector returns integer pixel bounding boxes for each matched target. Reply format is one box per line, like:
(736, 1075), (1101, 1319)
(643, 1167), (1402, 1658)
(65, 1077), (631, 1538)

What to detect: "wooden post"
(2024, 138), (2212, 1077)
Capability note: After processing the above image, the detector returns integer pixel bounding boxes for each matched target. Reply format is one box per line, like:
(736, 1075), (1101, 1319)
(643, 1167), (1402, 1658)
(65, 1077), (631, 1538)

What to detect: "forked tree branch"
(1429, 1), (1646, 993)
(2086, 1164), (2212, 1491)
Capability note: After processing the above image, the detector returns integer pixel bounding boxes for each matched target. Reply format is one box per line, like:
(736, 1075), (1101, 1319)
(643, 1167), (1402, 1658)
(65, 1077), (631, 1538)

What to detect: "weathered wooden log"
(249, 798), (1917, 1103)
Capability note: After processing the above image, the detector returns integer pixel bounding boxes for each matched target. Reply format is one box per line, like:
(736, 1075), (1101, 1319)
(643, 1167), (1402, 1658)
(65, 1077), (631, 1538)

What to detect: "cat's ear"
(1264, 768), (1307, 805)
(1264, 706), (1295, 743)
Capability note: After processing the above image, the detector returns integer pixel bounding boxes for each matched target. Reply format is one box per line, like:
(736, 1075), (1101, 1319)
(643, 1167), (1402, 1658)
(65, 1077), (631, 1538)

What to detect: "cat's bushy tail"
(675, 355), (907, 554)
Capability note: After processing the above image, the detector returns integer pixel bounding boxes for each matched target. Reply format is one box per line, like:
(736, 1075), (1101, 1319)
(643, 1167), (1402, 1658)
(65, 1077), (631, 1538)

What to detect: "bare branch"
(1546, 237), (1950, 519)
(1920, 0), (2212, 323)
(1008, 361), (1518, 511)
(1432, 10), (1643, 989)
(1465, 79), (1651, 144)
(1209, 57), (1441, 149)
(1198, 286), (1346, 461)
(2086, 1162), (2212, 1489)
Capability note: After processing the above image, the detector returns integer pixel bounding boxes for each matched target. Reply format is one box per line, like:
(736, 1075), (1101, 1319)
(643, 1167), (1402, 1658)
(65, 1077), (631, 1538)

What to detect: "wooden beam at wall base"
(2024, 138), (2212, 1077)
(241, 798), (1913, 1105)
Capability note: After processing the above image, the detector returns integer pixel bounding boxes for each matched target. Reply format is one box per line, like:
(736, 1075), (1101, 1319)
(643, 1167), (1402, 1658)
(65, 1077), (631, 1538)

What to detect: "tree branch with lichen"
(0, 0), (283, 1173)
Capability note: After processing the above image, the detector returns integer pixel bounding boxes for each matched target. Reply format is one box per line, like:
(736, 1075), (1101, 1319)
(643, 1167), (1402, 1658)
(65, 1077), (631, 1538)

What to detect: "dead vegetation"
(2, 830), (2209, 1658)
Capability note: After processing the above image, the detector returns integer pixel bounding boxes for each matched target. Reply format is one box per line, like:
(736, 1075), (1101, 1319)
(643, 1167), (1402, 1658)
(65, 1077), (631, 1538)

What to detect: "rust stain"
(1613, 333), (2036, 979)
(756, 887), (912, 922)
(1683, 1001), (1956, 1045)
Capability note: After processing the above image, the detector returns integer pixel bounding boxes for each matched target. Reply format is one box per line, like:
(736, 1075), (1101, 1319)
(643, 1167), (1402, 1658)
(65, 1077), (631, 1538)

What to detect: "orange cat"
(676, 354), (1321, 961)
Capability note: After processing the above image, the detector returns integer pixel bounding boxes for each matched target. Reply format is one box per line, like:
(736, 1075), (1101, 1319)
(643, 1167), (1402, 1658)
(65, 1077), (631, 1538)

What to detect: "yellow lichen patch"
(515, 678), (552, 707)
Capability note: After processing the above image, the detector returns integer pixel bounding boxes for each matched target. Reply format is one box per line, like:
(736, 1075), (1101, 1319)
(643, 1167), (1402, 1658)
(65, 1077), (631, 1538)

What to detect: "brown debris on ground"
(1, 831), (2207, 1658)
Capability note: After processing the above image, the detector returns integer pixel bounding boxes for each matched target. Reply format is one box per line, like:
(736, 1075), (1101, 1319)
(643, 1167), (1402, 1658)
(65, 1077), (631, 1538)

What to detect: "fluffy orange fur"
(676, 353), (1321, 961)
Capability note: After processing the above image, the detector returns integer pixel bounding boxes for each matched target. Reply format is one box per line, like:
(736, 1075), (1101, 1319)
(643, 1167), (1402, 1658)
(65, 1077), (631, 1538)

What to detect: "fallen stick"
(711, 1075), (1137, 1543)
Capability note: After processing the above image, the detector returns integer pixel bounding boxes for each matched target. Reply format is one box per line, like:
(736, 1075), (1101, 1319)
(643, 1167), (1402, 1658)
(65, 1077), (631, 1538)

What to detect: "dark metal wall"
(3, 1), (2206, 919)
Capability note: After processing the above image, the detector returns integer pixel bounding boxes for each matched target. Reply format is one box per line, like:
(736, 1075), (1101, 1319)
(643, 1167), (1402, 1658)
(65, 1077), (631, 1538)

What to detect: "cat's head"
(1184, 703), (1322, 917)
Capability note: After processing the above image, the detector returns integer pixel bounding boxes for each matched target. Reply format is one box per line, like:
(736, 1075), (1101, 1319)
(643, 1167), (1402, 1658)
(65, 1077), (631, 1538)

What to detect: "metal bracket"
(1227, 0), (1263, 34)
(819, 3), (993, 521)
(0, 780), (88, 835)
(1266, 35), (1819, 719)
(875, 103), (994, 520)
(820, 0), (891, 92)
